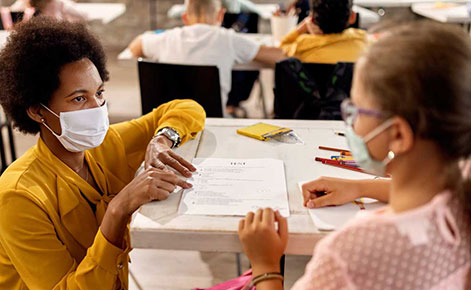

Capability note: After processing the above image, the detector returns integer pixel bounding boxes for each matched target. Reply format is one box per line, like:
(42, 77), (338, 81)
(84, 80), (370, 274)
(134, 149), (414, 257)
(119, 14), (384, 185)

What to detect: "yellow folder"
(236, 122), (292, 141)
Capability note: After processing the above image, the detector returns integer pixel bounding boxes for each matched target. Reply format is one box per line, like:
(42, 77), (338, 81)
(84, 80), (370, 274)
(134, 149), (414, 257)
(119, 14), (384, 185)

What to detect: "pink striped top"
(292, 191), (471, 290)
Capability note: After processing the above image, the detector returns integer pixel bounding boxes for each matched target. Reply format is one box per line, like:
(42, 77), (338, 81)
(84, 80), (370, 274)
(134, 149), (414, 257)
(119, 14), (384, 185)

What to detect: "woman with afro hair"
(0, 17), (205, 289)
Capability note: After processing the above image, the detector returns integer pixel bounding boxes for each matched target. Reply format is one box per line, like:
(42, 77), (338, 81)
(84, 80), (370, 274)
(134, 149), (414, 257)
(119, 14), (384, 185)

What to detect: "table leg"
(280, 254), (285, 276)
(258, 76), (268, 119)
(149, 0), (157, 30)
(236, 253), (242, 276)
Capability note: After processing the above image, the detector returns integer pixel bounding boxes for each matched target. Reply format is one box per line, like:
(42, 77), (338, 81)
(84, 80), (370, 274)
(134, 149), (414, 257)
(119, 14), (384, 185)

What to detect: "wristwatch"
(155, 127), (181, 148)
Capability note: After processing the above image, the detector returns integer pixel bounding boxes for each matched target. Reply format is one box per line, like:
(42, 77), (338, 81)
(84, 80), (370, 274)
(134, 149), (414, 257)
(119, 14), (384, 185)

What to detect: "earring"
(383, 150), (395, 165)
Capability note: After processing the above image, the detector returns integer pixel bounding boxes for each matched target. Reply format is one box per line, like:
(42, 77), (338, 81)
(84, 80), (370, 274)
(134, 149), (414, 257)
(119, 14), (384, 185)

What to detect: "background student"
(128, 0), (286, 117)
(239, 21), (471, 289)
(29, 0), (86, 22)
(281, 0), (366, 63)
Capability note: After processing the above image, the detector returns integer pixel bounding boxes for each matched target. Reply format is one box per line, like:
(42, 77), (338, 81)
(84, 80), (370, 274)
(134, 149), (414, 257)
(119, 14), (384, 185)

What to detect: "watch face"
(162, 128), (181, 147)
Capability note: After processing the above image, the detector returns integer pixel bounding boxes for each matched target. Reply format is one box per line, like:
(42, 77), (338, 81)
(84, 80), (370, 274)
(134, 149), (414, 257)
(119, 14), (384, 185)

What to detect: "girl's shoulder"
(315, 191), (470, 289)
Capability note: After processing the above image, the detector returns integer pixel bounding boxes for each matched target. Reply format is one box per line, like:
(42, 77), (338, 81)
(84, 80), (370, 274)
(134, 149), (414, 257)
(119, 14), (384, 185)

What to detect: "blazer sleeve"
(110, 99), (206, 173)
(0, 190), (127, 290)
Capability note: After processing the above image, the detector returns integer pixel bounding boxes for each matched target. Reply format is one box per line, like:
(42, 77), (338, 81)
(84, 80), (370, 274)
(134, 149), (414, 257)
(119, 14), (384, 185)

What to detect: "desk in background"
(167, 3), (278, 20)
(354, 0), (469, 8)
(411, 2), (471, 24)
(0, 31), (9, 50)
(75, 3), (126, 24)
(131, 118), (352, 255)
(168, 4), (379, 29)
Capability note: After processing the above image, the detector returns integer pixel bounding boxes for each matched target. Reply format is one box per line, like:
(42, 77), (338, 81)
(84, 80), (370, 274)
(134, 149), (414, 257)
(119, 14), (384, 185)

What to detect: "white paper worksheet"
(179, 158), (290, 217)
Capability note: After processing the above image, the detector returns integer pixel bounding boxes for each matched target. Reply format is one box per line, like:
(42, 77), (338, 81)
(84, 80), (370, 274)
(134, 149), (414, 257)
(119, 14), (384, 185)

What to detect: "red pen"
(315, 157), (366, 173)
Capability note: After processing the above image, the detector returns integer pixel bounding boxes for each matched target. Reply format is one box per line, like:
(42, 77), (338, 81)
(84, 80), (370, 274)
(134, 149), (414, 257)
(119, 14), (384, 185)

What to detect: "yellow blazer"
(280, 28), (367, 64)
(0, 100), (205, 290)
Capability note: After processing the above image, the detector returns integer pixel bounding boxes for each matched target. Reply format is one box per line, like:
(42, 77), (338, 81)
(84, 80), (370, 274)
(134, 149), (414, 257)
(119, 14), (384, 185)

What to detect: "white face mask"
(345, 119), (395, 177)
(41, 102), (109, 153)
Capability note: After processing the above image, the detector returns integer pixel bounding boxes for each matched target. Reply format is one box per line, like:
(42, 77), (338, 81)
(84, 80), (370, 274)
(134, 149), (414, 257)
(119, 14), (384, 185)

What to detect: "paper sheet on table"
(299, 170), (387, 231)
(179, 158), (290, 217)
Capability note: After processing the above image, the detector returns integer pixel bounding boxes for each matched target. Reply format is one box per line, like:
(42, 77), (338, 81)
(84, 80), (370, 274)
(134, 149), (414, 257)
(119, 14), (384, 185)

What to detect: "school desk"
(166, 3), (379, 29)
(131, 118), (352, 256)
(0, 31), (9, 51)
(75, 3), (126, 24)
(354, 0), (468, 8)
(411, 2), (471, 24)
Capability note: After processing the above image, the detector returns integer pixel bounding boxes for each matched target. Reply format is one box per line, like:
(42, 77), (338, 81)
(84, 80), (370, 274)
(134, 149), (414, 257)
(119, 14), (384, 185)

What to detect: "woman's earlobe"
(26, 106), (44, 123)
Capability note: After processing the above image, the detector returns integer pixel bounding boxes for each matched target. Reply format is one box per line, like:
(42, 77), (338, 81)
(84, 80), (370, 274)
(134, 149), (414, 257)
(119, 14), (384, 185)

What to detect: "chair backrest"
(222, 13), (259, 33)
(138, 60), (223, 117)
(0, 9), (24, 30)
(274, 58), (354, 120)
(0, 114), (17, 173)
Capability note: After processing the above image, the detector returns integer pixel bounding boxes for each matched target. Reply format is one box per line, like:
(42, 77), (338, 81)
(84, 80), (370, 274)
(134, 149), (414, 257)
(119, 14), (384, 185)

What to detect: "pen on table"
(334, 132), (345, 137)
(315, 157), (365, 173)
(316, 157), (355, 164)
(318, 146), (350, 154)
(331, 155), (355, 160)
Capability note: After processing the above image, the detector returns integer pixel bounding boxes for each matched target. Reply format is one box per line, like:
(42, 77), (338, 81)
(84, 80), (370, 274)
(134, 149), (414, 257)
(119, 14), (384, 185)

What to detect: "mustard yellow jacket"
(280, 28), (367, 64)
(0, 100), (205, 290)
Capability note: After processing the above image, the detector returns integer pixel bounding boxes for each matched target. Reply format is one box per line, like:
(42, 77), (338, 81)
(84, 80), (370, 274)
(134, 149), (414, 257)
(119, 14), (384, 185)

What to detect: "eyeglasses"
(341, 99), (384, 125)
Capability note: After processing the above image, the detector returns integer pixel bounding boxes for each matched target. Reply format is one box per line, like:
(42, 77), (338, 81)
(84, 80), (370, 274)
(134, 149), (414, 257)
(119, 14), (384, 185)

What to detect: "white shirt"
(141, 24), (260, 116)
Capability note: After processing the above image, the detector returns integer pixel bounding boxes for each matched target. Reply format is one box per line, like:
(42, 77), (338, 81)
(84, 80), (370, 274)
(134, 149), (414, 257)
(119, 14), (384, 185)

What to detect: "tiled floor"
(6, 51), (312, 290)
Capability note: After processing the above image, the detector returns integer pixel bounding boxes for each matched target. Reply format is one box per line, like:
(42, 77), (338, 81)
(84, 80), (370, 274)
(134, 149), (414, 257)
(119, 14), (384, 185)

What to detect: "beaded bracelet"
(252, 272), (284, 286)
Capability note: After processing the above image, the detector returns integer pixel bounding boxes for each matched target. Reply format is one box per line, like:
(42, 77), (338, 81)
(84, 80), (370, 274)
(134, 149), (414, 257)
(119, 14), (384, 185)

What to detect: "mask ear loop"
(382, 150), (396, 165)
(40, 116), (61, 137)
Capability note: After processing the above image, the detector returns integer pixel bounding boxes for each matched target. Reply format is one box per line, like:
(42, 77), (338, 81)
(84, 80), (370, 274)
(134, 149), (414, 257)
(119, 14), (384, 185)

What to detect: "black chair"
(274, 58), (354, 120)
(222, 12), (259, 33)
(222, 13), (260, 114)
(138, 60), (223, 117)
(0, 11), (25, 30)
(0, 114), (17, 173)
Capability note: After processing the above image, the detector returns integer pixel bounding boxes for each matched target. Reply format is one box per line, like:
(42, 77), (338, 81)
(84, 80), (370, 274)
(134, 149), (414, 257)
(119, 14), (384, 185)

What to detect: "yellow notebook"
(237, 122), (292, 141)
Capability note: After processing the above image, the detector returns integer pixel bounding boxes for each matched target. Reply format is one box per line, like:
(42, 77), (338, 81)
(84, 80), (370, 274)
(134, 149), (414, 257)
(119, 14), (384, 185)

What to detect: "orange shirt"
(280, 28), (367, 63)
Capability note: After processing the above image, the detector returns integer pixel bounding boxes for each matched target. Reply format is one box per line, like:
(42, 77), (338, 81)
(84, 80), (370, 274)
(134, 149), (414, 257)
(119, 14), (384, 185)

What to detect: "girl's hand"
(238, 208), (288, 276)
(302, 177), (361, 208)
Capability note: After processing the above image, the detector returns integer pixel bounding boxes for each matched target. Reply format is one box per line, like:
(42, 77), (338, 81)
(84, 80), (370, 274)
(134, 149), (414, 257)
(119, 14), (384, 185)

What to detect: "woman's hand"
(114, 167), (192, 216)
(101, 167), (192, 247)
(145, 135), (196, 178)
(302, 177), (362, 208)
(238, 208), (288, 277)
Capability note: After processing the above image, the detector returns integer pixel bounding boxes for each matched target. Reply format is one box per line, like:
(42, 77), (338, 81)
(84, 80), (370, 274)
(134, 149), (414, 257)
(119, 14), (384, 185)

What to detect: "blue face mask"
(345, 119), (396, 177)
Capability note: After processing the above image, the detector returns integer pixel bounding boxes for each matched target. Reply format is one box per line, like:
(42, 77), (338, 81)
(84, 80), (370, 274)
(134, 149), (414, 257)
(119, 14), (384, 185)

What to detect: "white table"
(412, 2), (471, 23)
(167, 3), (277, 20)
(354, 0), (469, 8)
(0, 31), (10, 50)
(353, 5), (381, 28)
(168, 3), (378, 28)
(75, 3), (126, 24)
(131, 118), (350, 255)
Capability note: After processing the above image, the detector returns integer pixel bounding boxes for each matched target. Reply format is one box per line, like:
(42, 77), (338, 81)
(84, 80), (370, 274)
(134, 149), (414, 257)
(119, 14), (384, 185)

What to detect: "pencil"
(334, 132), (345, 137)
(318, 146), (350, 153)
